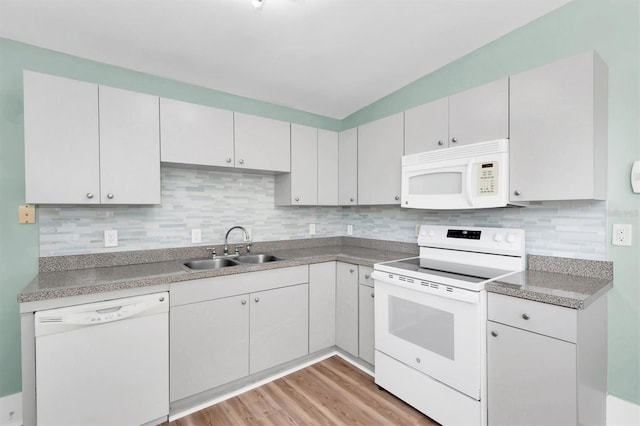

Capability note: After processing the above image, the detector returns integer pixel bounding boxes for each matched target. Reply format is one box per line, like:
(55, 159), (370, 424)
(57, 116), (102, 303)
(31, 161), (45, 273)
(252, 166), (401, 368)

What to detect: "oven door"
(374, 278), (484, 400)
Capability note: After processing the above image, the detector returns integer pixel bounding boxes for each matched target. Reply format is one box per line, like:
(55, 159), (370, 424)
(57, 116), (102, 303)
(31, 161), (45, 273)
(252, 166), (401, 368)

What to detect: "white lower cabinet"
(309, 262), (337, 352)
(250, 284), (309, 374)
(487, 292), (607, 425)
(169, 266), (309, 403)
(358, 273), (375, 365)
(335, 262), (359, 357)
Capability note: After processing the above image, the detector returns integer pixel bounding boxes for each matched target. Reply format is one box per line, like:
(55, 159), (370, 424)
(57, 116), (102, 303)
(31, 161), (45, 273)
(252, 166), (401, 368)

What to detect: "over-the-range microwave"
(401, 139), (519, 210)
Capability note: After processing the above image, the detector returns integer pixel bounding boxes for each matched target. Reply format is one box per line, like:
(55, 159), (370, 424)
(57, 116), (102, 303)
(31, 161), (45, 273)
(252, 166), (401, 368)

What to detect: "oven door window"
(389, 296), (454, 360)
(408, 172), (462, 195)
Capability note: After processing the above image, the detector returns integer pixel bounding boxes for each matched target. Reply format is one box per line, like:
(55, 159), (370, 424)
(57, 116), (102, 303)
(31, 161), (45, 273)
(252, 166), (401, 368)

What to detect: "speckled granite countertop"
(19, 239), (417, 303)
(486, 255), (613, 309)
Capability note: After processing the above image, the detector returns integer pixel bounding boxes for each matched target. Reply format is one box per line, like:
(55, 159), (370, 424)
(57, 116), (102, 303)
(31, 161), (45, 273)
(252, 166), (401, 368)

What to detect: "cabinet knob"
(86, 192), (94, 199)
(394, 196), (400, 201)
(295, 197), (300, 202)
(364, 274), (370, 279)
(254, 297), (260, 303)
(437, 140), (443, 146)
(106, 193), (114, 199)
(349, 269), (354, 273)
(514, 190), (521, 196)
(350, 198), (354, 202)
(226, 157), (232, 163)
(416, 357), (421, 364)
(451, 137), (458, 143)
(239, 159), (245, 165)
(371, 292), (375, 298)
(491, 331), (499, 337)
(159, 297), (165, 302)
(241, 300), (247, 305)
(522, 313), (530, 320)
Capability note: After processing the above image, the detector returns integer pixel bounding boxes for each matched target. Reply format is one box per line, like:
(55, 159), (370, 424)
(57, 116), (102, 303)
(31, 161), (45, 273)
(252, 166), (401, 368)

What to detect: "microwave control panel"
(477, 162), (498, 195)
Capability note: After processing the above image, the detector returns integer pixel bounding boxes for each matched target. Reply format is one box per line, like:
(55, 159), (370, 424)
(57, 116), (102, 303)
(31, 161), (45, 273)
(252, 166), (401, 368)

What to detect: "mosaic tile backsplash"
(38, 166), (608, 259)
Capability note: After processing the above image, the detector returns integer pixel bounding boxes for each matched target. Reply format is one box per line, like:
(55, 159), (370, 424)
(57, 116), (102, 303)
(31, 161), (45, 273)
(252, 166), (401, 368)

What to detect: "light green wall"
(1, 0), (639, 406)
(0, 38), (340, 398)
(344, 0), (640, 404)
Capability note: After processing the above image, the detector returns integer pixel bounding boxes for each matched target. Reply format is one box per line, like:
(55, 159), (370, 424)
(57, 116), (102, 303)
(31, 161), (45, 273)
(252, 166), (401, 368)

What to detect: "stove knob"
(493, 234), (504, 242)
(507, 233), (518, 243)
(427, 230), (435, 238)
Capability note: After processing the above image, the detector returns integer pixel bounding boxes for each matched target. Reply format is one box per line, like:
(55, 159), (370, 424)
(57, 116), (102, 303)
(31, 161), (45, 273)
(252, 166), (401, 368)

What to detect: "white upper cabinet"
(275, 123), (317, 205)
(160, 98), (234, 168)
(509, 51), (608, 202)
(338, 128), (358, 205)
(404, 78), (509, 154)
(234, 112), (290, 172)
(99, 86), (160, 205)
(317, 129), (339, 205)
(357, 113), (404, 205)
(404, 97), (449, 154)
(24, 71), (160, 205)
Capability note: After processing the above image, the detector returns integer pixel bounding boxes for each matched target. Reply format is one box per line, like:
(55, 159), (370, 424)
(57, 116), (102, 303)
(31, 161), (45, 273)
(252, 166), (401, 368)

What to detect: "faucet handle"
(234, 245), (243, 255)
(246, 243), (252, 254)
(205, 247), (217, 258)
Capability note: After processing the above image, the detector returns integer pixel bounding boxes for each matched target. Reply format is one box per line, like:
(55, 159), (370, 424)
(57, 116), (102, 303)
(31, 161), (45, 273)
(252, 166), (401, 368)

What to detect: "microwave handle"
(466, 160), (475, 207)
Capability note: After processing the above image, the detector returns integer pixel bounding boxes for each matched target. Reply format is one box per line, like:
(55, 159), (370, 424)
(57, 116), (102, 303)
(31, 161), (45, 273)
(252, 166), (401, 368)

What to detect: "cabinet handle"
(437, 140), (443, 146)
(349, 269), (354, 273)
(514, 190), (521, 196)
(106, 193), (114, 200)
(522, 313), (530, 320)
(295, 197), (300, 202)
(241, 300), (247, 305)
(254, 297), (260, 303)
(491, 331), (499, 337)
(239, 159), (245, 164)
(86, 192), (94, 199)
(364, 274), (370, 279)
(451, 137), (458, 143)
(226, 157), (232, 163)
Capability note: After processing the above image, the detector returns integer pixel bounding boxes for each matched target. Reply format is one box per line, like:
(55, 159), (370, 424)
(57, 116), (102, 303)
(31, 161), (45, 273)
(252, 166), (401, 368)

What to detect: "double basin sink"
(182, 253), (282, 271)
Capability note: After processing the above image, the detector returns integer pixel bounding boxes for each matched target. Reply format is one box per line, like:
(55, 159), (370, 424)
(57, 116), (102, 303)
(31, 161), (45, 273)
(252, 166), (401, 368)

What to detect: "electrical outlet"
(191, 229), (202, 244)
(309, 223), (316, 235)
(612, 224), (632, 246)
(347, 224), (353, 236)
(104, 230), (118, 247)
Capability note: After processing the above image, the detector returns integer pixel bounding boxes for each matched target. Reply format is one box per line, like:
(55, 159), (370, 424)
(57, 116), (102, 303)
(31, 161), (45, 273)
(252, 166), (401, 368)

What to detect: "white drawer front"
(488, 293), (577, 342)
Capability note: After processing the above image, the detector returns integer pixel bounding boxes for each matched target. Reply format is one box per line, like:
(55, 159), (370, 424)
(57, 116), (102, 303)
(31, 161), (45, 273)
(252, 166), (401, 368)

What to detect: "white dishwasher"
(35, 292), (169, 426)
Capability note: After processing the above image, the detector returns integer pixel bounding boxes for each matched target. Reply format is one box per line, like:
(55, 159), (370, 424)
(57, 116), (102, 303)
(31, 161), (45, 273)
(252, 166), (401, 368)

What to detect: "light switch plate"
(347, 224), (353, 236)
(18, 204), (35, 224)
(309, 223), (316, 235)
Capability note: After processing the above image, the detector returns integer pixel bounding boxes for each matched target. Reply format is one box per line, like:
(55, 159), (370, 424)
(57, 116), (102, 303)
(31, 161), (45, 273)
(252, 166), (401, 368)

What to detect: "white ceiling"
(0, 0), (570, 119)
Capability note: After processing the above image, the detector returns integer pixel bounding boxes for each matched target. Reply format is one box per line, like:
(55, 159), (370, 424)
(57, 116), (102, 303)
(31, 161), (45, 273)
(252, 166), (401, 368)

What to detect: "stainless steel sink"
(182, 258), (239, 270)
(235, 253), (282, 264)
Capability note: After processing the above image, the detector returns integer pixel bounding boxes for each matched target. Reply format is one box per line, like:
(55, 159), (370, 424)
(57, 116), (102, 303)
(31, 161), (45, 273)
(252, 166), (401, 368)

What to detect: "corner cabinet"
(338, 128), (358, 205)
(275, 124), (318, 205)
(234, 112), (290, 173)
(357, 113), (404, 205)
(404, 78), (509, 154)
(160, 98), (234, 168)
(487, 293), (607, 425)
(23, 71), (161, 205)
(509, 50), (608, 202)
(309, 262), (337, 352)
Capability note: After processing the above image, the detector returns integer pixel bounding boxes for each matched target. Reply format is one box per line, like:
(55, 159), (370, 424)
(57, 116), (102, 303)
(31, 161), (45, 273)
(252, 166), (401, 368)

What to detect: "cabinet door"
(170, 295), (249, 402)
(338, 128), (358, 205)
(99, 86), (161, 204)
(290, 124), (318, 205)
(448, 78), (509, 147)
(234, 112), (290, 172)
(509, 51), (607, 201)
(250, 284), (309, 374)
(23, 71), (100, 204)
(358, 284), (375, 365)
(357, 113), (404, 204)
(309, 262), (336, 353)
(335, 262), (359, 356)
(317, 129), (339, 205)
(160, 98), (234, 168)
(404, 97), (449, 154)
(488, 321), (576, 426)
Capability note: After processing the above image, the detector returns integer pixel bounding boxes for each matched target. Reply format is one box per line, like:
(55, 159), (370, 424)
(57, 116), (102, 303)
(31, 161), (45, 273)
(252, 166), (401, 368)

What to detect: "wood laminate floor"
(165, 355), (439, 426)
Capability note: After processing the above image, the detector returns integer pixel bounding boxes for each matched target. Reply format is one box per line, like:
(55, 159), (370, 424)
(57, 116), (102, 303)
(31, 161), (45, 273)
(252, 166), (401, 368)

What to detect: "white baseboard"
(0, 393), (22, 426)
(607, 395), (640, 425)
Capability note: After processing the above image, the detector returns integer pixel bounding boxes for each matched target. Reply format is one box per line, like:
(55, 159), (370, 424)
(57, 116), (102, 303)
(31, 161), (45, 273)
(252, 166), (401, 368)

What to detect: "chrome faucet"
(224, 226), (250, 255)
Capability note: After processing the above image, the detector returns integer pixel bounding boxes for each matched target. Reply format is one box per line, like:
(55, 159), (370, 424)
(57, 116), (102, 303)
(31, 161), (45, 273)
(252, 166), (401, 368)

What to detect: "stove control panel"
(418, 225), (524, 257)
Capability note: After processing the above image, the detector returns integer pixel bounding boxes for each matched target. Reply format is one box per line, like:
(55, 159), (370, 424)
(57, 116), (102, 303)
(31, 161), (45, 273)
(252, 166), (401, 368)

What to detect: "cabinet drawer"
(359, 266), (374, 287)
(488, 293), (576, 342)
